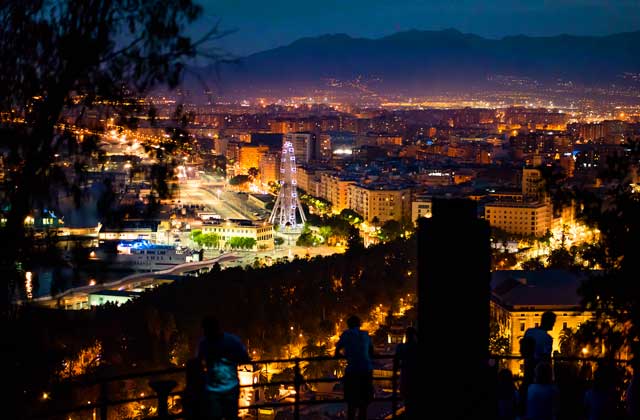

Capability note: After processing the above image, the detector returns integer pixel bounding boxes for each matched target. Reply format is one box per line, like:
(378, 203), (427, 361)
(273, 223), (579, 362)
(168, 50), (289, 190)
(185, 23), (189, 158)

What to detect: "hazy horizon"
(193, 0), (640, 55)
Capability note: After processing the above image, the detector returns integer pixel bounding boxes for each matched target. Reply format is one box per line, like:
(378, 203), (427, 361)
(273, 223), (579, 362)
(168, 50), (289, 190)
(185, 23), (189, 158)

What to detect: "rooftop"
(491, 269), (597, 309)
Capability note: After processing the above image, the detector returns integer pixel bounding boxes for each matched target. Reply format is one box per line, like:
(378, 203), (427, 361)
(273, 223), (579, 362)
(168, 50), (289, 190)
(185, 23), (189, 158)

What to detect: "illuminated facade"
(284, 132), (314, 164)
(319, 173), (356, 213)
(522, 167), (543, 198)
(258, 151), (280, 186)
(491, 270), (595, 374)
(238, 144), (269, 174)
(411, 196), (432, 222)
(485, 200), (552, 237)
(269, 141), (306, 228)
(347, 184), (411, 222)
(201, 221), (275, 251)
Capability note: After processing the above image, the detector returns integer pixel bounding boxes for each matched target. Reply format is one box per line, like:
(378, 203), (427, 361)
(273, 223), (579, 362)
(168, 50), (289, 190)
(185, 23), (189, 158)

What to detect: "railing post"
(293, 358), (302, 420)
(391, 355), (399, 420)
(149, 380), (177, 420)
(98, 381), (108, 420)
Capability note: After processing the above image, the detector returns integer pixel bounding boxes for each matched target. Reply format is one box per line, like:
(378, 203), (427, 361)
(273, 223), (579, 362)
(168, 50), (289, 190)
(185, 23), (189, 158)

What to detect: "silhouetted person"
(521, 311), (557, 414)
(335, 315), (374, 420)
(395, 327), (418, 420)
(584, 363), (618, 420)
(526, 362), (559, 420)
(496, 368), (519, 420)
(196, 316), (250, 420)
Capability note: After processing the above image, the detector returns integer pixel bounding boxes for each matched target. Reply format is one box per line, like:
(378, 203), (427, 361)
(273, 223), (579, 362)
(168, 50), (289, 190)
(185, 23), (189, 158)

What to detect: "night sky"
(193, 0), (640, 56)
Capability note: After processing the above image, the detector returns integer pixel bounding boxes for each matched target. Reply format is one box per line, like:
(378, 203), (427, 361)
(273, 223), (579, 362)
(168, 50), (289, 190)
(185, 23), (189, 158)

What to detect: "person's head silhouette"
(540, 311), (556, 331)
(347, 315), (361, 329)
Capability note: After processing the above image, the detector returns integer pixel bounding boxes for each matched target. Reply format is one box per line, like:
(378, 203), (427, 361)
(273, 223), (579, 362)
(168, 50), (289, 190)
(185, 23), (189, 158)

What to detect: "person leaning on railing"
(335, 315), (374, 420)
(195, 315), (251, 420)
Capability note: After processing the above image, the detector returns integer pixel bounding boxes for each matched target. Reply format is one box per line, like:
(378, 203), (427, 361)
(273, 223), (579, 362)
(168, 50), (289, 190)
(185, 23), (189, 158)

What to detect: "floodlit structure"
(269, 141), (306, 228)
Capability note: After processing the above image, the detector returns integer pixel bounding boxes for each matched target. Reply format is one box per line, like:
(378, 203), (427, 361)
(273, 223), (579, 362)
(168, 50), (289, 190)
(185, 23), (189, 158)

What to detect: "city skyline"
(2, 1), (639, 419)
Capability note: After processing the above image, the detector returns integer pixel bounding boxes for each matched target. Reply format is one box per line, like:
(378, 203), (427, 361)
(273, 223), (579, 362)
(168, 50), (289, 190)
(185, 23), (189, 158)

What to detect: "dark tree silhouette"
(576, 140), (640, 360)
(0, 0), (229, 313)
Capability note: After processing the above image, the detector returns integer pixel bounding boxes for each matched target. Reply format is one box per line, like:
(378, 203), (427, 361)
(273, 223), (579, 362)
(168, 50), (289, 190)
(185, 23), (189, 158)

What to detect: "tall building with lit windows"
(484, 200), (552, 237)
(347, 184), (411, 222)
(284, 132), (314, 164)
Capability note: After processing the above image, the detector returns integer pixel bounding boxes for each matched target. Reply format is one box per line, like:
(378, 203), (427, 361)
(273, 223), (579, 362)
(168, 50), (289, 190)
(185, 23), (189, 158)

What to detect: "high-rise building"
(258, 151), (280, 186)
(522, 167), (543, 199)
(284, 132), (314, 164)
(316, 134), (332, 161)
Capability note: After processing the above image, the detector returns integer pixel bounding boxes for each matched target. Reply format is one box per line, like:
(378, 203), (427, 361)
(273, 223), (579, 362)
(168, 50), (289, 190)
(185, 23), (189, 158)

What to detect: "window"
(520, 322), (525, 332)
(562, 322), (567, 329)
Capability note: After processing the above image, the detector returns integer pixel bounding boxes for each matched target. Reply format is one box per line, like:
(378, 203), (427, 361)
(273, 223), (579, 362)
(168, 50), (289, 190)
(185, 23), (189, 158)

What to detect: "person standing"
(335, 315), (374, 420)
(526, 362), (560, 420)
(520, 311), (557, 414)
(196, 316), (251, 420)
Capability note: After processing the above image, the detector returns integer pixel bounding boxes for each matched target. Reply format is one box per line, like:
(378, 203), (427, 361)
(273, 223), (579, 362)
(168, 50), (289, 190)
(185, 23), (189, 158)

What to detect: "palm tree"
(301, 341), (330, 388)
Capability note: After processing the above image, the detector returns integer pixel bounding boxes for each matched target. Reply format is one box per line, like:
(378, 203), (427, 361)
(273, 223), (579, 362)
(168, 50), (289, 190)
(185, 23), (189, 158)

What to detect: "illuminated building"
(258, 151), (280, 186)
(238, 144), (269, 174)
(316, 133), (332, 161)
(491, 270), (594, 374)
(484, 200), (552, 237)
(522, 167), (543, 199)
(411, 195), (432, 222)
(201, 220), (275, 251)
(319, 173), (356, 213)
(88, 290), (141, 307)
(98, 220), (170, 243)
(573, 120), (626, 143)
(284, 132), (314, 164)
(347, 184), (411, 222)
(269, 140), (306, 228)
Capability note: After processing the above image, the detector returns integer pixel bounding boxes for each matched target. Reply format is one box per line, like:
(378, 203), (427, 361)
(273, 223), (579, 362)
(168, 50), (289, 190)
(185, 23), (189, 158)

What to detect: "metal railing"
(33, 354), (400, 420)
(33, 354), (630, 420)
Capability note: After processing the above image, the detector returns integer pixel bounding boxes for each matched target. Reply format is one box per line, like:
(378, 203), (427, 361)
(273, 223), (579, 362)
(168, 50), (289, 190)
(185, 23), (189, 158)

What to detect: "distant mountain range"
(197, 29), (640, 94)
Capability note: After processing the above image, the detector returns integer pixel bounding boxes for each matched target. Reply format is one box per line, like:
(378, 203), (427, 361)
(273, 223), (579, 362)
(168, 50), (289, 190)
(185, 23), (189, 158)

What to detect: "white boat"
(114, 240), (200, 271)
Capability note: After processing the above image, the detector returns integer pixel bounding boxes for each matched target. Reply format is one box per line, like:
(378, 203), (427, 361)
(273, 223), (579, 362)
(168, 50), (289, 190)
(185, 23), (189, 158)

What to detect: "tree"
(0, 0), (228, 312)
(346, 225), (364, 253)
(521, 257), (545, 271)
(227, 236), (256, 250)
(379, 220), (403, 242)
(489, 321), (510, 354)
(296, 232), (315, 247)
(228, 174), (250, 187)
(339, 209), (363, 225)
(576, 140), (640, 360)
(546, 247), (578, 270)
(248, 167), (259, 179)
